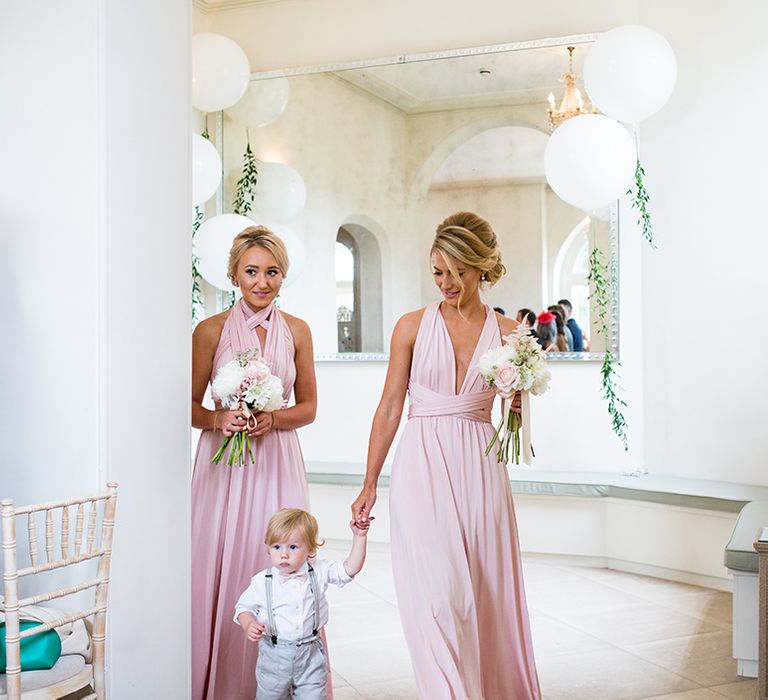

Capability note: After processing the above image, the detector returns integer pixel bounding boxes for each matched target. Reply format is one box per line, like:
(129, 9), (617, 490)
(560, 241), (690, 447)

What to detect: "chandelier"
(547, 46), (594, 130)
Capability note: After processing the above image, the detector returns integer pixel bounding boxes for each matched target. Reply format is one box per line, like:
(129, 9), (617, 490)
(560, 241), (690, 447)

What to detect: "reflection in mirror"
(221, 36), (617, 360)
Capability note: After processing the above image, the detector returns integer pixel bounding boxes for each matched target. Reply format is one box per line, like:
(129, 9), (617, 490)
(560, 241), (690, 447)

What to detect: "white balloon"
(192, 33), (250, 113)
(584, 25), (677, 123)
(194, 214), (307, 290)
(254, 162), (307, 222)
(225, 78), (290, 127)
(244, 215), (306, 286)
(194, 213), (254, 291)
(192, 134), (222, 206)
(545, 114), (636, 212)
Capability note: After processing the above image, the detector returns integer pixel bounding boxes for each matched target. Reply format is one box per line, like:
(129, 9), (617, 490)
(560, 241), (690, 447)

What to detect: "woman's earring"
(481, 274), (487, 281)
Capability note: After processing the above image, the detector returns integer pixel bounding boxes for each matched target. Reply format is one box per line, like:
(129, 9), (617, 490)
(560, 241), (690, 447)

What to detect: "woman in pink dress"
(352, 212), (541, 699)
(191, 226), (319, 700)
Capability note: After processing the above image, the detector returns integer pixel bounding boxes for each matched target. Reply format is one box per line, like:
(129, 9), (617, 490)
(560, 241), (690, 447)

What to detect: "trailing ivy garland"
(627, 158), (656, 248)
(192, 206), (205, 326)
(232, 134), (259, 217)
(587, 238), (628, 450)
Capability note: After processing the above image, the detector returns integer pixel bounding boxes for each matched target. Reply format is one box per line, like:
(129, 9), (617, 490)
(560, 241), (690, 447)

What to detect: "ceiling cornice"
(193, 0), (296, 11)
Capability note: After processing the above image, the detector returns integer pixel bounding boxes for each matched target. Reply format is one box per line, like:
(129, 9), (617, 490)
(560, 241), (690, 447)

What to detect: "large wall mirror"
(220, 33), (618, 361)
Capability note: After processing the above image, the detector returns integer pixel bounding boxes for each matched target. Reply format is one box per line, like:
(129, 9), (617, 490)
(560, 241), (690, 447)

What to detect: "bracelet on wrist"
(212, 411), (219, 432)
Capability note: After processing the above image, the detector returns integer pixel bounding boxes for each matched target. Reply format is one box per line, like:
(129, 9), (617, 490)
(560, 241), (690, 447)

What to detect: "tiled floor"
(323, 541), (757, 700)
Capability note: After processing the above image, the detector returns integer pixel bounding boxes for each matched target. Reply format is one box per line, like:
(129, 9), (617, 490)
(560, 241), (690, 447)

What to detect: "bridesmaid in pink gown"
(191, 226), (321, 700)
(352, 212), (541, 699)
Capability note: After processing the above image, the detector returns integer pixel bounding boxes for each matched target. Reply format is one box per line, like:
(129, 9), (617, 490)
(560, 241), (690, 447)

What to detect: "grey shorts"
(256, 636), (327, 700)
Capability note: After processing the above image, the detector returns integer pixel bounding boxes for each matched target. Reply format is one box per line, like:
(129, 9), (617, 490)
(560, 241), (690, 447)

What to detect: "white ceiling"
(334, 43), (591, 113)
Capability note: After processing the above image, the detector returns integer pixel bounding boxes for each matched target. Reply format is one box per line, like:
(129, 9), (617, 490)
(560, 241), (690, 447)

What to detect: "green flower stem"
(212, 435), (231, 464)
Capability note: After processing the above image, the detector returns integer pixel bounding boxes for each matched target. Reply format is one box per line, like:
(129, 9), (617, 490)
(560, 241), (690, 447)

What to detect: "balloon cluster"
(544, 25), (677, 214)
(191, 34), (306, 290)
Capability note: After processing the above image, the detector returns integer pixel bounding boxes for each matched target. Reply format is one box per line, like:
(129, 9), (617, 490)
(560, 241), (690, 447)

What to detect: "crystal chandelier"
(547, 46), (594, 130)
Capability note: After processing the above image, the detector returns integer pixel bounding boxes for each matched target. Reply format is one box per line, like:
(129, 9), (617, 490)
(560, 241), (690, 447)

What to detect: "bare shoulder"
(280, 310), (312, 344)
(193, 310), (229, 346)
(496, 313), (520, 337)
(393, 308), (426, 344)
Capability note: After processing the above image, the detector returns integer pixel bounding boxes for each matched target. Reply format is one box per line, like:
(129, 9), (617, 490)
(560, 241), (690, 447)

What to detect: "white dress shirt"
(234, 559), (352, 641)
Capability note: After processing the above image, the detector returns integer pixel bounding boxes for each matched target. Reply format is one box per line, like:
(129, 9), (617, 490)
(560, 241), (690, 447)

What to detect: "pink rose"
(495, 364), (518, 397)
(245, 363), (269, 382)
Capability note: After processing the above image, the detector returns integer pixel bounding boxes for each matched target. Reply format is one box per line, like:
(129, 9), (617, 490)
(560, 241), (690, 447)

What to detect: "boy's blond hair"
(265, 508), (324, 552)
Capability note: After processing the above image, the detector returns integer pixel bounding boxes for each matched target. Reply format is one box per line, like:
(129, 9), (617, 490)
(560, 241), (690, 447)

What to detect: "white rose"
(212, 361), (246, 405)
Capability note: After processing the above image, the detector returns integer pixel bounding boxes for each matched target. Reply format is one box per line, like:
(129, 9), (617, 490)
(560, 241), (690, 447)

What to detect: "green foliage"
(192, 207), (205, 326)
(587, 243), (628, 450)
(627, 158), (656, 248)
(223, 291), (236, 310)
(232, 138), (259, 217)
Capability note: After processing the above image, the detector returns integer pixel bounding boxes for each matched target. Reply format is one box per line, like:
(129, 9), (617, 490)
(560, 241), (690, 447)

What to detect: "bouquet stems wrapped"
(477, 325), (551, 465)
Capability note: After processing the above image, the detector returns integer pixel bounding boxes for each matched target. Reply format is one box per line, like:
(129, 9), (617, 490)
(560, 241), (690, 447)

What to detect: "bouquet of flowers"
(477, 323), (551, 465)
(210, 348), (285, 467)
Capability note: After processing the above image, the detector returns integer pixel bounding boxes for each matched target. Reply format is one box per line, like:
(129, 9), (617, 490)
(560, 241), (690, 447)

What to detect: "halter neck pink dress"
(191, 300), (317, 700)
(389, 302), (541, 699)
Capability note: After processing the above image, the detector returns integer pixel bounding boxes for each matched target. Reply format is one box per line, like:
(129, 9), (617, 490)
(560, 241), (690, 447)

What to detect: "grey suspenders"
(264, 563), (321, 645)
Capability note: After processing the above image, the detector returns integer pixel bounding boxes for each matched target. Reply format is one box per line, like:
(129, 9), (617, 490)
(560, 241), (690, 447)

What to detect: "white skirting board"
(309, 484), (737, 590)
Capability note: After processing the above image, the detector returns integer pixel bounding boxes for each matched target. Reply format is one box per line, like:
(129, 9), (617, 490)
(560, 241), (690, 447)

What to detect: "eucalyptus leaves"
(587, 241), (627, 450)
(192, 206), (205, 325)
(232, 135), (259, 217)
(628, 158), (655, 248)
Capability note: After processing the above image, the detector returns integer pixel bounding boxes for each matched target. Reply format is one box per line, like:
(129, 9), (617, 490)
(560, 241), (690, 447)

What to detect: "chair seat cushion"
(0, 655), (87, 693)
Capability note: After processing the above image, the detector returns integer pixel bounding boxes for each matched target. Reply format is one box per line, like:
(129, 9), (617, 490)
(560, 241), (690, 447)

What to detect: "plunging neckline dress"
(389, 301), (541, 699)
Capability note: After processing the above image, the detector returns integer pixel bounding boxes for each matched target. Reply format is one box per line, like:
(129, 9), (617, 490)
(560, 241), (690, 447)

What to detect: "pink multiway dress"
(389, 301), (541, 699)
(191, 300), (330, 700)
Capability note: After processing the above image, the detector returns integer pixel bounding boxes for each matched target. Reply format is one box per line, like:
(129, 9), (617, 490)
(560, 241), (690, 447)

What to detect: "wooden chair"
(1, 483), (118, 700)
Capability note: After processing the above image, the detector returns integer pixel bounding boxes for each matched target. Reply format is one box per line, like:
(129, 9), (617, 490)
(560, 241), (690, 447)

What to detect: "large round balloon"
(545, 114), (636, 212)
(244, 215), (306, 287)
(584, 25), (677, 123)
(194, 213), (306, 290)
(254, 162), (307, 222)
(194, 213), (253, 291)
(192, 134), (221, 206)
(225, 78), (290, 127)
(192, 33), (250, 113)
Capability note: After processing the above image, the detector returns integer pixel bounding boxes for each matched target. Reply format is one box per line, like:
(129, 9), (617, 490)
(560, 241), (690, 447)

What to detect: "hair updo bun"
(431, 212), (507, 301)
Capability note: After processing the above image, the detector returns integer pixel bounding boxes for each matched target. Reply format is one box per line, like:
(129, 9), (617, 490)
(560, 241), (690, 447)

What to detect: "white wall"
(0, 3), (191, 698)
(637, 1), (768, 485)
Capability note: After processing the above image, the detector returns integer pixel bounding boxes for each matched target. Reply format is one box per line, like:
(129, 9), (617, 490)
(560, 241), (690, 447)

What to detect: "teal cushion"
(0, 620), (62, 672)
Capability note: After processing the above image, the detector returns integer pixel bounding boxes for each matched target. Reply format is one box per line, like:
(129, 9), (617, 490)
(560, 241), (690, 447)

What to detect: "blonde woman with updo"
(191, 227), (325, 700)
(352, 212), (541, 699)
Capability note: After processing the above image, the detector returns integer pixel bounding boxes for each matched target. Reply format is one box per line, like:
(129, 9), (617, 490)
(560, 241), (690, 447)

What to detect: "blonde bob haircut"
(228, 225), (290, 285)
(264, 508), (325, 552)
(431, 211), (506, 312)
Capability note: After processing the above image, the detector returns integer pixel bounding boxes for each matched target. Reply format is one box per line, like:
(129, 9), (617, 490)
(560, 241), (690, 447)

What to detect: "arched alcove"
(335, 221), (384, 352)
(409, 117), (549, 204)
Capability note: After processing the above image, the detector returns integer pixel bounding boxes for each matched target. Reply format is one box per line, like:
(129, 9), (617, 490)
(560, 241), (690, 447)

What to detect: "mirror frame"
(241, 32), (619, 363)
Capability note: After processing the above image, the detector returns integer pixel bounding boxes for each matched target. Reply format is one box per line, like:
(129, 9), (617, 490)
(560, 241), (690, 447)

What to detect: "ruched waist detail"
(407, 381), (494, 423)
